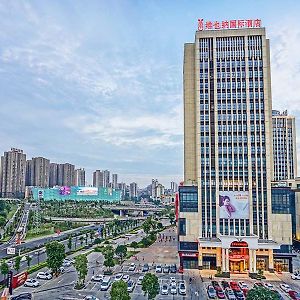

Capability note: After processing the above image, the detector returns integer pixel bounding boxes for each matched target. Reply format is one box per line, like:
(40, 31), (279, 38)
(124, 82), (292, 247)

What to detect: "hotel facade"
(179, 20), (294, 274)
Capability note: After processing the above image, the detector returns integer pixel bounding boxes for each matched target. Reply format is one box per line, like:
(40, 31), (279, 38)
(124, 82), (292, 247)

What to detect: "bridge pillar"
(119, 210), (124, 216)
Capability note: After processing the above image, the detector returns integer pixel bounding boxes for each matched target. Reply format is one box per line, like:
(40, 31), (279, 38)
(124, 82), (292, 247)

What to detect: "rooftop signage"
(198, 19), (262, 31)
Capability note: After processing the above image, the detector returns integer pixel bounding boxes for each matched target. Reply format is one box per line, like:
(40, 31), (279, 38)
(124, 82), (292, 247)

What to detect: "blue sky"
(0, 0), (300, 187)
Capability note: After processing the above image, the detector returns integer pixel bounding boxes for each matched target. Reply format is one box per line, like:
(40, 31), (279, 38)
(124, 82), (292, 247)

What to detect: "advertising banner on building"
(76, 187), (98, 196)
(11, 271), (28, 289)
(59, 186), (71, 195)
(219, 191), (249, 219)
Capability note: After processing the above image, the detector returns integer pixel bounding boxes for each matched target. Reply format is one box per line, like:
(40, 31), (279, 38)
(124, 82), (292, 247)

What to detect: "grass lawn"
(6, 204), (18, 220)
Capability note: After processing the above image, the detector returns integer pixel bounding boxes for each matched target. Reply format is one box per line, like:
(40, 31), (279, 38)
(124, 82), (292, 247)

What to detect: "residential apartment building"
(112, 173), (118, 189)
(93, 170), (104, 188)
(74, 168), (86, 186)
(179, 20), (292, 273)
(0, 148), (26, 198)
(129, 182), (138, 199)
(49, 163), (58, 187)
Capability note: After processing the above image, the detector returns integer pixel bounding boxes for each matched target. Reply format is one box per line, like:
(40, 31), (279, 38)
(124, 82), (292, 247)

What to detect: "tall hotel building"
(179, 19), (293, 273)
(272, 110), (297, 182)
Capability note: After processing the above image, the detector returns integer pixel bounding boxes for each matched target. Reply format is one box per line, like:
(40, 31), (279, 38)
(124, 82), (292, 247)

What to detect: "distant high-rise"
(31, 157), (50, 187)
(75, 168), (85, 186)
(170, 181), (178, 193)
(49, 163), (58, 187)
(129, 182), (138, 199)
(25, 160), (34, 186)
(93, 170), (104, 188)
(0, 148), (26, 198)
(57, 163), (75, 186)
(118, 182), (126, 199)
(103, 170), (110, 188)
(112, 173), (118, 189)
(272, 110), (297, 181)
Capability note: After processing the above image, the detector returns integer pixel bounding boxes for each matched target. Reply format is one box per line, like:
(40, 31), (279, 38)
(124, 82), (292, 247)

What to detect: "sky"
(0, 0), (300, 187)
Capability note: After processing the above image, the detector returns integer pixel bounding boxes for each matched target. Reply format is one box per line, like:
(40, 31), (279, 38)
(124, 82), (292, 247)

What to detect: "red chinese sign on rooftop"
(198, 19), (262, 31)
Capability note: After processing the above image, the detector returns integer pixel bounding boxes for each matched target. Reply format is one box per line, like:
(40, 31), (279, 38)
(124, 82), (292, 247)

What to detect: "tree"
(110, 280), (130, 300)
(103, 256), (115, 271)
(103, 245), (115, 272)
(46, 241), (65, 275)
(142, 220), (151, 234)
(115, 245), (127, 263)
(74, 254), (88, 285)
(26, 255), (32, 269)
(142, 273), (159, 300)
(89, 231), (94, 243)
(15, 256), (21, 273)
(168, 212), (175, 225)
(247, 287), (280, 300)
(0, 216), (6, 228)
(0, 261), (9, 280)
(67, 235), (72, 252)
(131, 241), (138, 250)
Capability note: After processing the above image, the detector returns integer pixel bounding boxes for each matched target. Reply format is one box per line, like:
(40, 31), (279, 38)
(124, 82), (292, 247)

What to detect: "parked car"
(225, 288), (237, 300)
(238, 282), (248, 290)
(91, 274), (103, 282)
(178, 281), (186, 295)
(128, 263), (135, 272)
(170, 284), (177, 295)
(234, 289), (244, 300)
(230, 281), (239, 291)
(221, 281), (230, 289)
(289, 290), (300, 300)
(161, 284), (169, 295)
(264, 283), (273, 289)
(24, 279), (40, 288)
(212, 280), (222, 292)
(114, 273), (123, 281)
(155, 264), (162, 273)
(163, 264), (170, 273)
(254, 282), (263, 288)
(11, 293), (32, 300)
(280, 283), (291, 293)
(170, 264), (177, 273)
(62, 261), (71, 267)
(142, 263), (149, 272)
(36, 272), (52, 280)
(122, 274), (130, 282)
(127, 280), (135, 292)
(169, 277), (176, 285)
(100, 277), (111, 291)
(207, 285), (217, 299)
(137, 275), (144, 285)
(84, 296), (99, 300)
(216, 289), (226, 299)
(291, 273), (300, 280)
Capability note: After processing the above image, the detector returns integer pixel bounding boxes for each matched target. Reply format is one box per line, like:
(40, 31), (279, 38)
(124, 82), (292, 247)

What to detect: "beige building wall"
(183, 43), (197, 184)
(271, 214), (292, 245)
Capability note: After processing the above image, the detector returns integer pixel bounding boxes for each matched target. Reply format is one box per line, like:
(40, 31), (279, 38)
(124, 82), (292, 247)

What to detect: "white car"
(6, 260), (14, 268)
(20, 256), (27, 262)
(170, 277), (176, 285)
(114, 273), (123, 281)
(170, 284), (177, 294)
(291, 273), (300, 280)
(84, 296), (100, 300)
(62, 260), (71, 267)
(161, 284), (168, 295)
(127, 280), (135, 292)
(122, 275), (130, 282)
(24, 279), (40, 287)
(155, 265), (162, 273)
(91, 274), (104, 282)
(178, 281), (186, 295)
(128, 263), (135, 271)
(137, 275), (144, 285)
(280, 284), (291, 293)
(264, 283), (273, 289)
(238, 281), (248, 290)
(225, 288), (236, 300)
(36, 272), (52, 280)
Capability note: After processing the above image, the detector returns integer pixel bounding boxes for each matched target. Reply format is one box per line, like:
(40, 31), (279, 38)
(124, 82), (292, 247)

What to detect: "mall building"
(178, 19), (296, 274)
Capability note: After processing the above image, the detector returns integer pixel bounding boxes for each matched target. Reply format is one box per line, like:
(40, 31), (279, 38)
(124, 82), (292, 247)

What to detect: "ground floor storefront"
(179, 246), (294, 274)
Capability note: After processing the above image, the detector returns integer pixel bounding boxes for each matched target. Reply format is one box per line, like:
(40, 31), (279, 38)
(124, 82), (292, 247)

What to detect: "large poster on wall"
(219, 191), (249, 219)
(76, 187), (98, 196)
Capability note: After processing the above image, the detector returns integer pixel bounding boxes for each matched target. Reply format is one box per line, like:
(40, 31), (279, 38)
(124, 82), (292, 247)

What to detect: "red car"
(230, 281), (240, 291)
(289, 290), (300, 300)
(216, 290), (226, 299)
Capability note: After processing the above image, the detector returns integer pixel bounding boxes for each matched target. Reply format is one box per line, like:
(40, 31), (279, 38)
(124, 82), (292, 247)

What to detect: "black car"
(11, 294), (32, 300)
(221, 280), (230, 289)
(142, 263), (149, 272)
(170, 264), (177, 273)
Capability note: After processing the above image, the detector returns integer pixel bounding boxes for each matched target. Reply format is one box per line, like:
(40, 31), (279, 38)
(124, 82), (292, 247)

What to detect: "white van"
(100, 276), (111, 291)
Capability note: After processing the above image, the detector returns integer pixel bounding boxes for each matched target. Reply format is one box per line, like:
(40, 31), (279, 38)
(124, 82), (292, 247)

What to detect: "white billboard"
(76, 187), (98, 196)
(219, 191), (249, 219)
(6, 247), (16, 255)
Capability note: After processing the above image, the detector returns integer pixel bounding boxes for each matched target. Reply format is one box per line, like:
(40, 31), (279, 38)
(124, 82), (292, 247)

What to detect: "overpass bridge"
(44, 216), (147, 223)
(102, 205), (164, 216)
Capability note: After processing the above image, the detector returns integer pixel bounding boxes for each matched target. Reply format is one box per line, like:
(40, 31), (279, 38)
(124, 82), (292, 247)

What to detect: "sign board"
(219, 191), (249, 219)
(7, 271), (13, 294)
(6, 247), (15, 255)
(198, 19), (262, 31)
(179, 252), (198, 258)
(12, 271), (28, 289)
